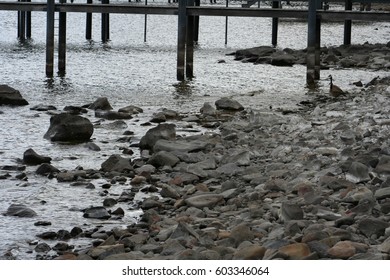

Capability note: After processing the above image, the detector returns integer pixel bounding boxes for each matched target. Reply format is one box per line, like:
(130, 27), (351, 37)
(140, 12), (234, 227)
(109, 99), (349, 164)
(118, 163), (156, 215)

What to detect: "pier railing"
(0, 0), (389, 85)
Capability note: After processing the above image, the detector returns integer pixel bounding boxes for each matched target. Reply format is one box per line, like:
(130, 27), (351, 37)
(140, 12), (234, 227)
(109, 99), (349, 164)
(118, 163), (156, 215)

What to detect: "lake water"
(0, 0), (389, 259)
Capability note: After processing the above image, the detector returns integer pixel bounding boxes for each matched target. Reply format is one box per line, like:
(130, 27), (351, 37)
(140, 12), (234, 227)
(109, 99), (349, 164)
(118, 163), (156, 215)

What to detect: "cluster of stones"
(231, 42), (390, 71)
(2, 77), (390, 260)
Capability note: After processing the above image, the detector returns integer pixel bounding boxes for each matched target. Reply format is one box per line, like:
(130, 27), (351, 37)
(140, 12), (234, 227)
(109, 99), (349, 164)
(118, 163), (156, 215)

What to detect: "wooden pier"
(1, 0), (390, 86)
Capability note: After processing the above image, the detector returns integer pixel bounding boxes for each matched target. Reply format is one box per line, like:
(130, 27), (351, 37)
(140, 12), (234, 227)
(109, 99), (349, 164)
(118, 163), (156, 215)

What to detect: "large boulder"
(0, 85), (29, 106)
(88, 97), (113, 111)
(44, 113), (93, 143)
(4, 204), (37, 217)
(139, 123), (176, 151)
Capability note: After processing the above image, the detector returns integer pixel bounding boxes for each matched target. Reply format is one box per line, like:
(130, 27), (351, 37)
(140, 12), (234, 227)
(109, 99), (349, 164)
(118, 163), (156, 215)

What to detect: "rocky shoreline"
(2, 74), (390, 260)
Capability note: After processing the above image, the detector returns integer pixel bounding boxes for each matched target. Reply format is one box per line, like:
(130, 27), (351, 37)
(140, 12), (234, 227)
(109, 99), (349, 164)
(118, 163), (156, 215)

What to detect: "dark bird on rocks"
(328, 75), (345, 97)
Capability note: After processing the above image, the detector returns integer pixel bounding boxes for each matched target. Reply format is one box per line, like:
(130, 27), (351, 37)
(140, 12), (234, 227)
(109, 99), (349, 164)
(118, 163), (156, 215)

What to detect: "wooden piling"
(26, 0), (31, 39)
(46, 0), (55, 77)
(344, 0), (352, 45)
(186, 0), (194, 79)
(58, 0), (67, 76)
(194, 0), (200, 43)
(271, 1), (279, 46)
(307, 0), (317, 86)
(315, 0), (321, 80)
(102, 0), (110, 43)
(177, 0), (187, 81)
(17, 0), (26, 41)
(86, 0), (92, 40)
(144, 0), (148, 42)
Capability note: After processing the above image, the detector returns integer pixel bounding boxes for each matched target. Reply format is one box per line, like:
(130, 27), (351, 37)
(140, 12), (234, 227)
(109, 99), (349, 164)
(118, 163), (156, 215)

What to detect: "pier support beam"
(307, 0), (321, 86)
(102, 0), (110, 43)
(58, 0), (67, 76)
(186, 0), (195, 79)
(344, 0), (352, 45)
(271, 1), (280, 46)
(86, 0), (92, 40)
(177, 0), (187, 81)
(46, 0), (55, 77)
(18, 0), (32, 41)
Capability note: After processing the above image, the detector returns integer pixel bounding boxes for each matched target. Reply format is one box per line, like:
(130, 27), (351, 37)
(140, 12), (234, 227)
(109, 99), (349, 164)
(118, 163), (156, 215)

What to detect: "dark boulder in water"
(0, 85), (29, 106)
(44, 113), (94, 143)
(4, 204), (37, 217)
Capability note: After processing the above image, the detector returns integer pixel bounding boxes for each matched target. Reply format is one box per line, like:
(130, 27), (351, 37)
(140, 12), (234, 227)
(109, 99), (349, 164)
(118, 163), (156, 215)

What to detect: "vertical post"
(102, 0), (110, 43)
(144, 0), (148, 42)
(314, 0), (321, 80)
(58, 0), (67, 76)
(18, 0), (26, 42)
(225, 0), (228, 45)
(177, 0), (187, 81)
(271, 1), (279, 46)
(344, 0), (352, 45)
(86, 0), (92, 40)
(306, 0), (317, 86)
(26, 0), (31, 39)
(186, 0), (194, 79)
(46, 0), (55, 77)
(194, 0), (200, 43)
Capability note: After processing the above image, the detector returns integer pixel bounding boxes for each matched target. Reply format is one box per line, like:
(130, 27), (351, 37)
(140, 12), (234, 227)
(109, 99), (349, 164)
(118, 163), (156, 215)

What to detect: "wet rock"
(139, 123), (176, 151)
(148, 151), (180, 168)
(0, 85), (29, 106)
(88, 97), (113, 111)
(271, 54), (296, 66)
(215, 97), (244, 111)
(83, 206), (111, 219)
(23, 148), (51, 165)
(4, 204), (37, 217)
(200, 102), (217, 116)
(153, 137), (214, 154)
(95, 110), (132, 120)
(375, 155), (390, 174)
(100, 154), (133, 173)
(118, 105), (143, 114)
(44, 113), (94, 143)
(35, 163), (60, 175)
(30, 104), (57, 111)
(89, 244), (125, 260)
(34, 243), (51, 253)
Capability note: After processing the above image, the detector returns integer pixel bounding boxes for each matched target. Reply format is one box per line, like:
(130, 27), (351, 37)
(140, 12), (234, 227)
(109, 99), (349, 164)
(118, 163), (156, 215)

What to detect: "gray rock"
(357, 217), (389, 238)
(346, 161), (371, 183)
(23, 148), (51, 165)
(185, 193), (224, 209)
(35, 163), (60, 175)
(4, 204), (37, 217)
(44, 113), (94, 143)
(0, 85), (28, 106)
(100, 154), (133, 173)
(83, 206), (111, 219)
(375, 187), (390, 200)
(88, 97), (113, 111)
(148, 151), (180, 168)
(271, 54), (296, 66)
(139, 123), (176, 151)
(200, 102), (217, 116)
(280, 201), (304, 222)
(153, 138), (213, 154)
(215, 97), (244, 111)
(118, 105), (143, 114)
(375, 155), (390, 174)
(95, 110), (132, 120)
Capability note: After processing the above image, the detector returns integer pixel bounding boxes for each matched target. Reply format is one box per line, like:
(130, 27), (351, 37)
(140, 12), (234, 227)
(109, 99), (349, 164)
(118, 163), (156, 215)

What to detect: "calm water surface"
(0, 1), (389, 259)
